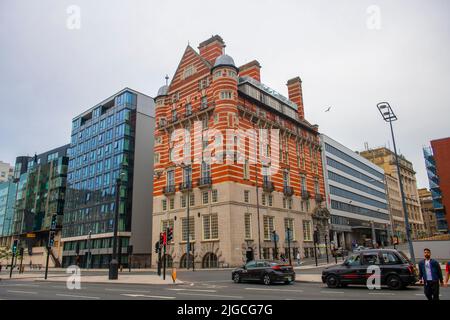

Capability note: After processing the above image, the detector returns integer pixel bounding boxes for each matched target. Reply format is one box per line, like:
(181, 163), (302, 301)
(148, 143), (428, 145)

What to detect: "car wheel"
(285, 280), (293, 285)
(233, 273), (241, 283)
(326, 274), (340, 288)
(263, 274), (272, 285)
(386, 275), (403, 290)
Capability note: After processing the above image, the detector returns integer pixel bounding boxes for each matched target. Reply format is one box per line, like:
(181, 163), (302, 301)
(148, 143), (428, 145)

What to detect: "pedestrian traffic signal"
(12, 239), (18, 254)
(167, 227), (173, 242)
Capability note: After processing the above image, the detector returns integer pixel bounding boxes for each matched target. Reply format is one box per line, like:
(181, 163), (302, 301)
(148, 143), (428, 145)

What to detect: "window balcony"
(185, 109), (193, 117)
(301, 190), (310, 200)
(179, 181), (193, 192)
(198, 177), (212, 188)
(283, 186), (294, 197)
(163, 185), (176, 195)
(262, 181), (274, 193)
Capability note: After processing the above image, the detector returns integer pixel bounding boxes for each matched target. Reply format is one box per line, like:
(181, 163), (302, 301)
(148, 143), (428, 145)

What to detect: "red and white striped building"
(152, 35), (328, 268)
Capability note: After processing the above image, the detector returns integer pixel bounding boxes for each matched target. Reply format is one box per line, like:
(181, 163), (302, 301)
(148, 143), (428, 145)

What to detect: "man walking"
(418, 248), (443, 300)
(444, 260), (449, 288)
(296, 252), (302, 265)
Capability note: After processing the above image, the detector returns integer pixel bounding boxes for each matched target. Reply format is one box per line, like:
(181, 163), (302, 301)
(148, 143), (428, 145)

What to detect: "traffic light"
(50, 214), (57, 230)
(155, 241), (160, 253)
(48, 230), (56, 248)
(11, 239), (18, 254)
(159, 232), (164, 245)
(127, 245), (133, 255)
(19, 247), (24, 256)
(167, 227), (173, 242)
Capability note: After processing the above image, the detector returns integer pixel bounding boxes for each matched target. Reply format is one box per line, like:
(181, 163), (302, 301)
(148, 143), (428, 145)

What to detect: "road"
(1, 269), (449, 300)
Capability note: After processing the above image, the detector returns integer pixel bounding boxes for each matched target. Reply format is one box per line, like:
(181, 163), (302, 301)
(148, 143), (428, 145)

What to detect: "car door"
(255, 261), (269, 281)
(380, 251), (402, 284)
(360, 252), (382, 285)
(340, 253), (362, 284)
(242, 261), (256, 281)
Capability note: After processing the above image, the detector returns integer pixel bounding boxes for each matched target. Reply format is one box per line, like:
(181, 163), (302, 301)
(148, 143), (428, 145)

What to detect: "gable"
(168, 45), (211, 93)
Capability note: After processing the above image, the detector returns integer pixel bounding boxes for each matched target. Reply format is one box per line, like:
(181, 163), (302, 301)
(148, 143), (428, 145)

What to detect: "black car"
(322, 249), (418, 290)
(232, 260), (295, 285)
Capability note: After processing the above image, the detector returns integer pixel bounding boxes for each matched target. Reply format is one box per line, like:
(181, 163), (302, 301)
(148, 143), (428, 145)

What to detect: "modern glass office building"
(61, 88), (155, 268)
(0, 145), (69, 267)
(321, 134), (391, 249)
(0, 181), (17, 246)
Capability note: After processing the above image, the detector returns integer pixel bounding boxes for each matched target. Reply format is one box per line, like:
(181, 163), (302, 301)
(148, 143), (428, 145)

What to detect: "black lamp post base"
(109, 259), (119, 280)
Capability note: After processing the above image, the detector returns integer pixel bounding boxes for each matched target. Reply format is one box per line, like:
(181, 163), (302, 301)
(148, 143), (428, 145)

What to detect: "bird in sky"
(325, 107), (332, 112)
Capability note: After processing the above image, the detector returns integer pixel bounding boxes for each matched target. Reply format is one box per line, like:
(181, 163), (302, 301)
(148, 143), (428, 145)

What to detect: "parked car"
(232, 260), (295, 285)
(322, 249), (418, 290)
(353, 245), (369, 252)
(332, 247), (348, 257)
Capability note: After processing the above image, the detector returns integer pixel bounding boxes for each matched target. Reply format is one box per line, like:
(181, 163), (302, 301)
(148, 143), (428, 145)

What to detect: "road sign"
(285, 230), (293, 242)
(271, 233), (279, 242)
(26, 233), (36, 238)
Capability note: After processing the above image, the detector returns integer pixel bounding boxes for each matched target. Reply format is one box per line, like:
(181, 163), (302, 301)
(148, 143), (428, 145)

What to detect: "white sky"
(1, 0), (449, 188)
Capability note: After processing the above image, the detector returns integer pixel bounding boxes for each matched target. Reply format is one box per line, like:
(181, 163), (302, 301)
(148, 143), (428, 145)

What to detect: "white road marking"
(56, 294), (100, 299)
(176, 292), (243, 299)
(11, 284), (40, 287)
(244, 288), (304, 293)
(7, 290), (38, 295)
(320, 291), (345, 294)
(105, 288), (151, 293)
(121, 293), (176, 299)
(415, 294), (442, 297)
(168, 288), (217, 293)
(368, 292), (395, 295)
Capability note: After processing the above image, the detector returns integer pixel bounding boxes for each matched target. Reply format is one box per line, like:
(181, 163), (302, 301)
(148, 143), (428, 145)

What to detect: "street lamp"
(109, 170), (126, 280)
(177, 162), (193, 271)
(376, 102), (416, 263)
(86, 230), (92, 270)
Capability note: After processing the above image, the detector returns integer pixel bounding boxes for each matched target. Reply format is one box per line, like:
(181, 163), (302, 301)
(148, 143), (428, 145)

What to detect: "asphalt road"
(1, 269), (449, 300)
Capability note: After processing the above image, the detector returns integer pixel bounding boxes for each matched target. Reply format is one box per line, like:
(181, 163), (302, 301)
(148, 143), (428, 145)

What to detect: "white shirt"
(425, 260), (433, 280)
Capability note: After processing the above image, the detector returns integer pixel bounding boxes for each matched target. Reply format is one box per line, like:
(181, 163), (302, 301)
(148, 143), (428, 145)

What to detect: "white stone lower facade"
(152, 182), (318, 268)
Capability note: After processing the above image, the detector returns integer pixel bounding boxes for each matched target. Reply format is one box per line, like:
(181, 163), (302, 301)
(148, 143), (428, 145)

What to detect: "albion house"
(152, 35), (328, 268)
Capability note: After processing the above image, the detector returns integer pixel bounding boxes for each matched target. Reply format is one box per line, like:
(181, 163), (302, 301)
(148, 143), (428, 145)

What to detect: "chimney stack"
(287, 77), (304, 119)
(239, 60), (261, 82)
(198, 35), (225, 65)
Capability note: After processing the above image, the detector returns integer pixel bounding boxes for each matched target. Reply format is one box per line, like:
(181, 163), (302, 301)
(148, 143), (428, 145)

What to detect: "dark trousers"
(424, 280), (440, 301)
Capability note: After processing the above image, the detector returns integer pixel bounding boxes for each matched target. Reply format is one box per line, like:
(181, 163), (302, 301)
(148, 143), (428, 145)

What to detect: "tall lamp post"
(86, 230), (92, 270)
(109, 171), (126, 280)
(376, 102), (416, 263)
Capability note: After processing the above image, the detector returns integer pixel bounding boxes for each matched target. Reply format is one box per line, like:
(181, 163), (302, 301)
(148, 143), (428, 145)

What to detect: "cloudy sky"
(1, 0), (449, 188)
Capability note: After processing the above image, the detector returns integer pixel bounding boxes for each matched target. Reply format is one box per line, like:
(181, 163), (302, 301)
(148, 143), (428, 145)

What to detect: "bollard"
(171, 267), (177, 284)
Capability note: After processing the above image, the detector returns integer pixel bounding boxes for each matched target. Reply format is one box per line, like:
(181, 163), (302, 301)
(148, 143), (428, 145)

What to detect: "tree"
(0, 246), (13, 261)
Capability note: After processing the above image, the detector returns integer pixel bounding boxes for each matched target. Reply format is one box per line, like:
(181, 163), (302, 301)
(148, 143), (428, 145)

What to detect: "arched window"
(179, 253), (194, 269)
(163, 254), (173, 268)
(202, 252), (218, 269)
